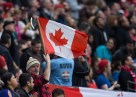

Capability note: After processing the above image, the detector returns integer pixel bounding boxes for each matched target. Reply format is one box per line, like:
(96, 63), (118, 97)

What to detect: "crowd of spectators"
(0, 0), (136, 97)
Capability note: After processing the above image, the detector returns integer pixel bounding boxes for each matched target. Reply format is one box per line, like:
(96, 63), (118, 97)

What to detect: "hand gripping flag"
(37, 17), (88, 58)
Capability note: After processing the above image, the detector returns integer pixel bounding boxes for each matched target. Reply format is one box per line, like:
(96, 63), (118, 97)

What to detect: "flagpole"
(32, 17), (47, 55)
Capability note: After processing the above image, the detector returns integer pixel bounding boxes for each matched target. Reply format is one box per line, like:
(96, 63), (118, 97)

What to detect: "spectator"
(109, 2), (121, 15)
(86, 67), (97, 89)
(2, 19), (20, 66)
(26, 54), (51, 97)
(52, 88), (65, 97)
(0, 72), (19, 97)
(128, 13), (136, 25)
(42, 55), (74, 86)
(116, 15), (131, 48)
(0, 33), (17, 73)
(38, 0), (54, 19)
(91, 16), (109, 50)
(112, 61), (122, 81)
(95, 38), (115, 62)
(66, 0), (83, 20)
(92, 57), (101, 80)
(96, 59), (119, 90)
(106, 15), (118, 39)
(72, 56), (89, 87)
(28, 0), (40, 13)
(20, 38), (43, 73)
(16, 73), (35, 97)
(113, 41), (135, 62)
(128, 26), (136, 43)
(118, 55), (136, 92)
(54, 4), (67, 24)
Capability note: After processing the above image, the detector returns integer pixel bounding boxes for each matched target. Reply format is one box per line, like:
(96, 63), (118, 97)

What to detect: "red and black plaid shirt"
(31, 73), (51, 97)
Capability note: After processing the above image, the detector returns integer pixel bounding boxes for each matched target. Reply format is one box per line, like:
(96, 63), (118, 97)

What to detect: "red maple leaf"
(49, 28), (68, 51)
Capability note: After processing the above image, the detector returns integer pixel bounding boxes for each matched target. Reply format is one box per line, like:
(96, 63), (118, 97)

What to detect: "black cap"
(3, 20), (14, 28)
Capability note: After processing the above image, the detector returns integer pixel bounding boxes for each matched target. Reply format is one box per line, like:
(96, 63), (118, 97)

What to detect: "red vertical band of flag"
(38, 17), (55, 54)
(71, 30), (88, 57)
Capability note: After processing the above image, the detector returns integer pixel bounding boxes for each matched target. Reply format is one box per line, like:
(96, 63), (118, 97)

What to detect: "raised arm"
(43, 54), (51, 81)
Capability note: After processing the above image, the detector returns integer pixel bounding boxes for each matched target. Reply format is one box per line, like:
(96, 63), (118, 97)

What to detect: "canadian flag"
(47, 84), (136, 97)
(37, 17), (88, 58)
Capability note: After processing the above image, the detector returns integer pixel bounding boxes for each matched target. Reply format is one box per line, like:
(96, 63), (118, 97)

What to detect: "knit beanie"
(98, 59), (108, 73)
(26, 57), (40, 71)
(0, 56), (6, 69)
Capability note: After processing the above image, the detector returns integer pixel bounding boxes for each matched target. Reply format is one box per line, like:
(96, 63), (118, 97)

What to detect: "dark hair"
(1, 72), (13, 88)
(0, 69), (7, 78)
(31, 38), (41, 46)
(93, 16), (101, 26)
(19, 73), (32, 87)
(121, 55), (132, 65)
(52, 88), (65, 97)
(112, 61), (122, 72)
(0, 33), (11, 44)
(78, 22), (90, 32)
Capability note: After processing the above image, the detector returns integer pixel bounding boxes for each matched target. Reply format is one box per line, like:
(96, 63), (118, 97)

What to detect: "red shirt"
(31, 74), (51, 97)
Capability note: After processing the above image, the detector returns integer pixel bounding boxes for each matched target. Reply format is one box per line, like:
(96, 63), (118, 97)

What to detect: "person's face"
(44, 0), (53, 10)
(8, 75), (18, 89)
(97, 17), (105, 28)
(131, 15), (136, 25)
(122, 16), (129, 27)
(98, 11), (106, 21)
(32, 43), (42, 54)
(88, 35), (94, 43)
(32, 0), (40, 8)
(5, 23), (15, 32)
(15, 13), (21, 21)
(107, 39), (114, 50)
(113, 19), (118, 26)
(105, 7), (111, 16)
(112, 3), (121, 12)
(127, 43), (134, 50)
(28, 64), (40, 75)
(28, 77), (34, 91)
(126, 56), (134, 67)
(106, 62), (111, 75)
(94, 58), (101, 70)
(0, 22), (4, 30)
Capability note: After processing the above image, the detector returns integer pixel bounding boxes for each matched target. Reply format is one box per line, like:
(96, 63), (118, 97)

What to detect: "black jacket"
(72, 58), (90, 87)
(90, 26), (109, 50)
(116, 27), (131, 49)
(118, 69), (135, 92)
(16, 88), (30, 97)
(2, 30), (20, 65)
(113, 46), (135, 62)
(0, 44), (15, 72)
